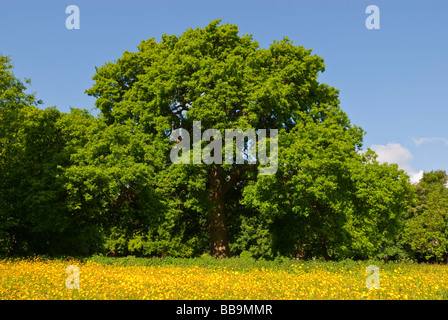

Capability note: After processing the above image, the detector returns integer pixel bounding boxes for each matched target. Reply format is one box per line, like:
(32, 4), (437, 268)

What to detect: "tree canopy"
(84, 19), (369, 258)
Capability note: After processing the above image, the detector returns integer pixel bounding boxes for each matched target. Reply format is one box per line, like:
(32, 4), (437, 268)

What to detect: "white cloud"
(412, 137), (448, 146)
(370, 143), (423, 184)
(370, 143), (412, 172)
(410, 170), (424, 184)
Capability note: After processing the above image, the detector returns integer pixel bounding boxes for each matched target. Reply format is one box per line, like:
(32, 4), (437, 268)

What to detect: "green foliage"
(242, 116), (413, 260)
(85, 255), (418, 274)
(230, 214), (274, 260)
(403, 170), (448, 262)
(0, 55), (103, 256)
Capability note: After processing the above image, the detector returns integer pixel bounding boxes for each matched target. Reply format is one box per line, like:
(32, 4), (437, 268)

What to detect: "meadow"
(1, 256), (448, 300)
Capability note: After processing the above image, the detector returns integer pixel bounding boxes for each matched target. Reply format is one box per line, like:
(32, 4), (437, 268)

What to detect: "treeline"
(1, 21), (447, 262)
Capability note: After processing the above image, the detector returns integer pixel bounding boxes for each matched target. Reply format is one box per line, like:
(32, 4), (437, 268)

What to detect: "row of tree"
(1, 20), (447, 262)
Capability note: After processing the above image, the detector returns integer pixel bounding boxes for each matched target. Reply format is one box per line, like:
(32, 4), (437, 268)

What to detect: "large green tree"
(85, 20), (355, 257)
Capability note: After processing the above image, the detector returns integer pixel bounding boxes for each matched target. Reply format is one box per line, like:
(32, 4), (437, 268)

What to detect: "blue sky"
(1, 0), (447, 182)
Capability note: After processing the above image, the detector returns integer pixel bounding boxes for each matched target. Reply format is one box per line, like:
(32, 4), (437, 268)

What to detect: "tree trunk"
(320, 236), (330, 261)
(207, 164), (254, 258)
(209, 195), (230, 258)
(7, 232), (17, 257)
(208, 167), (231, 258)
